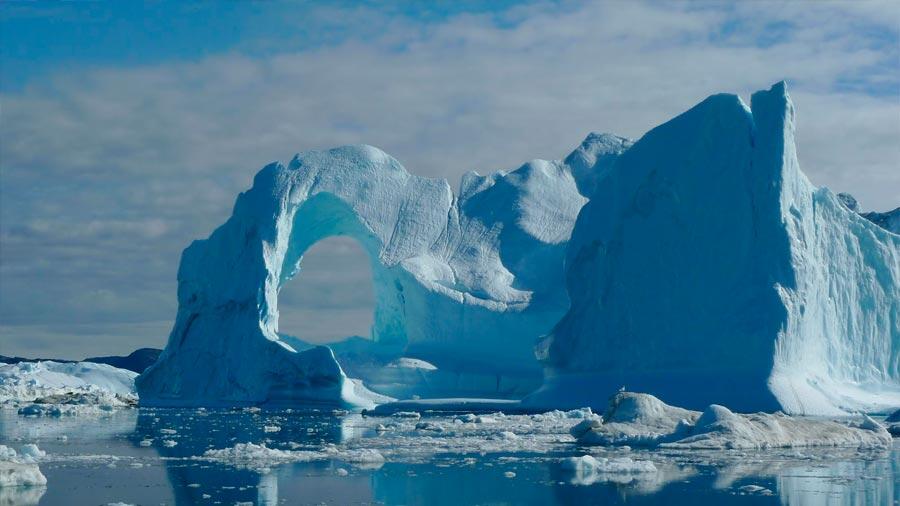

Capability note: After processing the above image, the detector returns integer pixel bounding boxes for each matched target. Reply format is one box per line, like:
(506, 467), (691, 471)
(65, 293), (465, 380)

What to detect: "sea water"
(1, 407), (896, 505)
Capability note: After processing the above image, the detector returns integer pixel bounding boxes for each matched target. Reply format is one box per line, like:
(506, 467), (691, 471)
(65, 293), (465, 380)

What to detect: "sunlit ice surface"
(2, 407), (897, 505)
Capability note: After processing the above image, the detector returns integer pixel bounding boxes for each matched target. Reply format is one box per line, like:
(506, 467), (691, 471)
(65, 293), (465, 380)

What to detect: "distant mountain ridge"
(0, 347), (162, 374)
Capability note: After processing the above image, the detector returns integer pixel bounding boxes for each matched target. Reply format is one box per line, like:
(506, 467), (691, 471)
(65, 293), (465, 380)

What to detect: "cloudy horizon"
(1, 1), (898, 359)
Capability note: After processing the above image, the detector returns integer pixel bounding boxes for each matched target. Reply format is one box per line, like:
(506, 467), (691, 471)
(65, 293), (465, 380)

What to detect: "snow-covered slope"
(0, 361), (137, 407)
(532, 83), (900, 415)
(138, 135), (630, 407)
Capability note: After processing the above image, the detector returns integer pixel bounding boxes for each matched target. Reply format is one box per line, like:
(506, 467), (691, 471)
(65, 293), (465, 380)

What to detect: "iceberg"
(0, 361), (137, 410)
(531, 82), (900, 415)
(138, 80), (896, 415)
(138, 134), (630, 407)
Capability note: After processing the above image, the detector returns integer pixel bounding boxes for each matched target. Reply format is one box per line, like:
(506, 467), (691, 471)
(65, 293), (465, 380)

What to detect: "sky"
(1, 0), (898, 359)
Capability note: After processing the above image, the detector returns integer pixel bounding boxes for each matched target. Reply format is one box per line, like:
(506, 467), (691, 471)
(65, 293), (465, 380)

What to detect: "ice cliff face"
(137, 135), (630, 407)
(532, 83), (900, 415)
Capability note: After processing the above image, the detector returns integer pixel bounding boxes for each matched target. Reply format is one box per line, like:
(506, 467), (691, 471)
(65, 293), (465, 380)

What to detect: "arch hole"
(277, 235), (375, 344)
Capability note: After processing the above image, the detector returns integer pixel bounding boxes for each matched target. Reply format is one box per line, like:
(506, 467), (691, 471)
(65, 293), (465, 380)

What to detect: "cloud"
(1, 0), (898, 357)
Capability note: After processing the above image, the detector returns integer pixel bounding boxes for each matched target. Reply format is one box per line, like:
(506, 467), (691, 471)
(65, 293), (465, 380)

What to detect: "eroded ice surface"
(537, 82), (900, 415)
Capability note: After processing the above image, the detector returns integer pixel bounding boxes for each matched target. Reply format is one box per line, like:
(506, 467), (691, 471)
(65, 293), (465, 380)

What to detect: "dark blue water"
(2, 408), (897, 505)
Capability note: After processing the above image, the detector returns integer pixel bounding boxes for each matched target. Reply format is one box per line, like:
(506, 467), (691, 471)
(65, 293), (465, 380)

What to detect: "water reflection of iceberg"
(776, 452), (897, 506)
(257, 472), (278, 506)
(372, 461), (557, 505)
(1, 408), (137, 440)
(0, 484), (46, 506)
(131, 408), (357, 505)
(371, 449), (898, 505)
(117, 407), (899, 506)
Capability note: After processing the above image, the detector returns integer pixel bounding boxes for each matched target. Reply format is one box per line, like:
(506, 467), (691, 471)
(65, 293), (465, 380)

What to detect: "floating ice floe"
(572, 392), (892, 450)
(198, 442), (385, 472)
(562, 455), (657, 486)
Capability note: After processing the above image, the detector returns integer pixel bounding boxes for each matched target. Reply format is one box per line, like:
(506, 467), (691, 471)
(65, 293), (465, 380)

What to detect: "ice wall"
(138, 137), (630, 407)
(532, 83), (900, 415)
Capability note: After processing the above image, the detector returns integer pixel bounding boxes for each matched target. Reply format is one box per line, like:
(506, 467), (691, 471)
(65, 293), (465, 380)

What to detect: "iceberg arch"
(138, 139), (632, 407)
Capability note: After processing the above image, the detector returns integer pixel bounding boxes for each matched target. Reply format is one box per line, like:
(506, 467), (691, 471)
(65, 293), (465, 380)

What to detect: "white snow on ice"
(1, 361), (138, 416)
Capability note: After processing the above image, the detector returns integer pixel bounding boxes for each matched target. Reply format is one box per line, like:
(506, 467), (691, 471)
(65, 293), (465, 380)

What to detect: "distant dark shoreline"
(0, 347), (161, 374)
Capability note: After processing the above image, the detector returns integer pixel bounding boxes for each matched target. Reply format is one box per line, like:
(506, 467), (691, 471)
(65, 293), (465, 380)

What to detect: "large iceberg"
(139, 81), (897, 414)
(530, 83), (900, 415)
(137, 133), (631, 407)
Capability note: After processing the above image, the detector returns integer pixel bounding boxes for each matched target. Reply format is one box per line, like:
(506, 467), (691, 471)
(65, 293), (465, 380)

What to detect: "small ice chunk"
(19, 445), (46, 460)
(738, 485), (773, 495)
(415, 421), (444, 432)
(562, 455), (657, 486)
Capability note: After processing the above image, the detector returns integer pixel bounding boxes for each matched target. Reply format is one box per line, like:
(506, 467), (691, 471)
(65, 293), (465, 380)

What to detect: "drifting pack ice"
(138, 82), (899, 415)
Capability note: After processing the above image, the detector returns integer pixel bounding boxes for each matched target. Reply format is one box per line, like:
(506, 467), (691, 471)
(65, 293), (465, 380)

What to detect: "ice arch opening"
(273, 192), (406, 353)
(276, 235), (375, 345)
